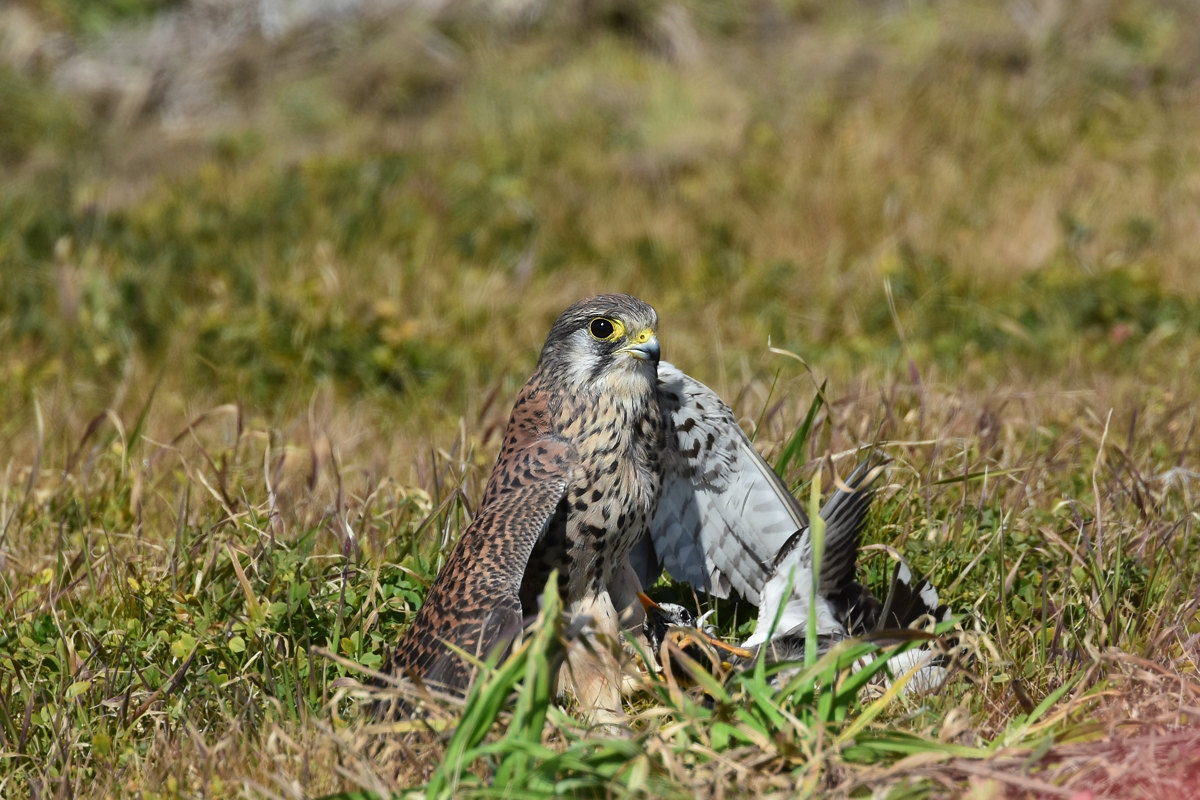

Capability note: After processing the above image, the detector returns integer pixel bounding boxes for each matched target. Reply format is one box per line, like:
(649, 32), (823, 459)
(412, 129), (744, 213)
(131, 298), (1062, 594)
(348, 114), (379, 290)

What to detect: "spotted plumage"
(385, 295), (664, 704)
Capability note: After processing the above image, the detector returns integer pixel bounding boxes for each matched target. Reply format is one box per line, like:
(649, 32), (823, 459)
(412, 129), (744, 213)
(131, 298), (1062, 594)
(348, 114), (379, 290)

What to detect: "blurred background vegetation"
(3, 0), (1198, 455)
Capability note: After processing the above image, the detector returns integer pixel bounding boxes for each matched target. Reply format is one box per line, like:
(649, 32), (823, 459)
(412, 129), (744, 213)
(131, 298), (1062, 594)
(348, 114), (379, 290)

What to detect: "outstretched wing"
(643, 363), (810, 603)
(826, 556), (950, 639)
(787, 458), (884, 595)
(386, 436), (575, 696)
(874, 560), (952, 631)
(641, 363), (883, 606)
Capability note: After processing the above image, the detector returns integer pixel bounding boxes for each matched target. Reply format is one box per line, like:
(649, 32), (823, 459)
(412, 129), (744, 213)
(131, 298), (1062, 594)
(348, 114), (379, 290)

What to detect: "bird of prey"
(382, 293), (865, 714)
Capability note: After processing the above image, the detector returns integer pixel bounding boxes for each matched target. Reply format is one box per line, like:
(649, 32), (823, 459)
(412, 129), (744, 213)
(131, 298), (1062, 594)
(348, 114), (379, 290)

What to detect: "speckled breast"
(520, 389), (666, 609)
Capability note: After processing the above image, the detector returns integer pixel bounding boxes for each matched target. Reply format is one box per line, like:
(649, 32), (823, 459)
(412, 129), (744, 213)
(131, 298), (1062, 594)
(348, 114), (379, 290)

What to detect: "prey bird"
(637, 462), (881, 677)
(638, 592), (753, 684)
(382, 294), (876, 715)
(747, 552), (952, 695)
(640, 494), (956, 696)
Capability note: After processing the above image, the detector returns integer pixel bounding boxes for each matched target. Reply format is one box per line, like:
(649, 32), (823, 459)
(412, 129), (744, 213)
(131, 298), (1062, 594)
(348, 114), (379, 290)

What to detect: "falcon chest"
(529, 387), (665, 604)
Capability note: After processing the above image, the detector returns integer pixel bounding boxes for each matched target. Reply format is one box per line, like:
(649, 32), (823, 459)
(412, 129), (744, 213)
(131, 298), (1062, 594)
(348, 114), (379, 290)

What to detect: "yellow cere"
(631, 327), (655, 345)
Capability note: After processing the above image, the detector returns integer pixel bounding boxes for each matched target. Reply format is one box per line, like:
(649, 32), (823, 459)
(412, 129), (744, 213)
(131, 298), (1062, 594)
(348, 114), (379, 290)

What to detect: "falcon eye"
(590, 319), (613, 338)
(588, 317), (623, 341)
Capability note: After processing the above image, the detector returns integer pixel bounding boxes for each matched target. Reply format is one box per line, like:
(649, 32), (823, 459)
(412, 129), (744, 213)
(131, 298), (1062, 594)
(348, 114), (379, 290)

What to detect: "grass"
(1, 0), (1199, 796)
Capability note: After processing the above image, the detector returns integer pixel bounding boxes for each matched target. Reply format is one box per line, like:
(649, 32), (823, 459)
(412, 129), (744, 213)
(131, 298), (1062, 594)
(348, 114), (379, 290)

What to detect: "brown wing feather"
(386, 386), (577, 696)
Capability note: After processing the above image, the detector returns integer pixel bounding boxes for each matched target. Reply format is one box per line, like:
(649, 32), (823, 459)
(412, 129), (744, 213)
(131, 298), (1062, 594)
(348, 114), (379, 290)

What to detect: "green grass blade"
(775, 380), (826, 480)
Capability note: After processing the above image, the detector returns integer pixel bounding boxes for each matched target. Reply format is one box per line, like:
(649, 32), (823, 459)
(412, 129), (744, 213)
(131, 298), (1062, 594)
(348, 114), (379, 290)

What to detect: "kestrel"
(382, 293), (870, 713)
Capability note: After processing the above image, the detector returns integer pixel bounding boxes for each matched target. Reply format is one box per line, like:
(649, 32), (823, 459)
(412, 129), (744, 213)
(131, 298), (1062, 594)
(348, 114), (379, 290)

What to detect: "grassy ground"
(2, 0), (1199, 796)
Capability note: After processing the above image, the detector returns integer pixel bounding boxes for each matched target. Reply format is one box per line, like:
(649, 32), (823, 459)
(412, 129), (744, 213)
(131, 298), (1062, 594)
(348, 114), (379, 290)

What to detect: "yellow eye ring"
(588, 317), (624, 341)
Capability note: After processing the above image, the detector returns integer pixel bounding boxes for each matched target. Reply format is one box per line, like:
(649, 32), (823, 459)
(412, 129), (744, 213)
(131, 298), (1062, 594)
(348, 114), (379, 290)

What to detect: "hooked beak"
(619, 329), (660, 364)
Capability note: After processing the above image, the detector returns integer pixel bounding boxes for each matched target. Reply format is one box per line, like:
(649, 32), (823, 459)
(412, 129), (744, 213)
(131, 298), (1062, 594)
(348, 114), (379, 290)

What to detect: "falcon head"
(539, 294), (660, 392)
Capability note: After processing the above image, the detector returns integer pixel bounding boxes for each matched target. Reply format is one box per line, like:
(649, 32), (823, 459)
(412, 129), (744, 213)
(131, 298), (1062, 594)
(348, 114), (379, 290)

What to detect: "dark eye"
(589, 318), (615, 339)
